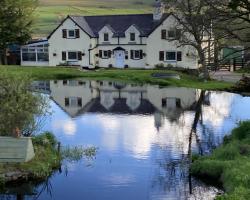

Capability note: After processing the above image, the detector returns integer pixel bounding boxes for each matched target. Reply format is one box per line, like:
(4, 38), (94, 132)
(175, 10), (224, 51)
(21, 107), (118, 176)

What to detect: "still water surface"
(2, 80), (250, 200)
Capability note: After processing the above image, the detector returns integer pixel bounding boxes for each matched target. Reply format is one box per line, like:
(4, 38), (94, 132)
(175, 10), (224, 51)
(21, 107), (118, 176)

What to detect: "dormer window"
(167, 29), (181, 39)
(104, 33), (109, 41)
(130, 33), (135, 41)
(62, 29), (80, 39)
(68, 30), (76, 38)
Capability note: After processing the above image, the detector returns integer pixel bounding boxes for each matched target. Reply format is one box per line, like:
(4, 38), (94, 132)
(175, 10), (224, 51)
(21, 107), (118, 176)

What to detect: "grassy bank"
(0, 66), (233, 90)
(191, 121), (250, 200)
(0, 132), (61, 187)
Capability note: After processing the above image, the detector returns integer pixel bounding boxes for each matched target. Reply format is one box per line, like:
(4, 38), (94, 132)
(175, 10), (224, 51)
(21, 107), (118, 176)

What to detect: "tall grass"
(191, 121), (250, 200)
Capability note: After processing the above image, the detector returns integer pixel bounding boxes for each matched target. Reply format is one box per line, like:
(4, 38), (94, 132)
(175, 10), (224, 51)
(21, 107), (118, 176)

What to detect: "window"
(166, 52), (176, 61)
(68, 52), (77, 60)
(68, 80), (78, 86)
(130, 33), (135, 41)
(130, 50), (143, 60)
(99, 50), (111, 59)
(168, 30), (175, 38)
(161, 29), (166, 39)
(64, 51), (82, 61)
(134, 51), (140, 59)
(65, 97), (82, 107)
(103, 51), (108, 58)
(68, 30), (76, 38)
(125, 51), (129, 60)
(62, 29), (80, 39)
(104, 33), (109, 41)
(166, 29), (182, 39)
(162, 98), (181, 108)
(22, 51), (36, 61)
(78, 81), (86, 86)
(21, 45), (48, 62)
(63, 80), (68, 85)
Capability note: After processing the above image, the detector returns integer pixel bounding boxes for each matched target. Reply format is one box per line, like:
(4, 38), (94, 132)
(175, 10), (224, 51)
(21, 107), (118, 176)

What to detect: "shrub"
(231, 121), (250, 140)
(191, 159), (225, 179)
(155, 63), (165, 69)
(232, 76), (250, 93)
(32, 131), (57, 147)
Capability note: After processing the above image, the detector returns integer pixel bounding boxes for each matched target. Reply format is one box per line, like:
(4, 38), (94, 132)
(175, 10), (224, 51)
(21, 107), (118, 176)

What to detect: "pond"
(2, 79), (250, 200)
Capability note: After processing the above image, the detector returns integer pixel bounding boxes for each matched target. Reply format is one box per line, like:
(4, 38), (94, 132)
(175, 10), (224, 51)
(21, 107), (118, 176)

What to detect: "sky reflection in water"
(2, 79), (250, 200)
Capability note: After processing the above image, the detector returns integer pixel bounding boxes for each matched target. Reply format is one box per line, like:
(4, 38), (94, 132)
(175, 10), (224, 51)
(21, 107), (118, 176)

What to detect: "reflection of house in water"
(31, 81), (51, 94)
(48, 80), (199, 129)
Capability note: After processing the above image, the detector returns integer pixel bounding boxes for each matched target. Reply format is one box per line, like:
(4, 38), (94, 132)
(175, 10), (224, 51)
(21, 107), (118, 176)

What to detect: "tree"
(0, 0), (37, 64)
(0, 71), (49, 137)
(163, 0), (218, 79)
(229, 0), (250, 23)
(206, 0), (250, 43)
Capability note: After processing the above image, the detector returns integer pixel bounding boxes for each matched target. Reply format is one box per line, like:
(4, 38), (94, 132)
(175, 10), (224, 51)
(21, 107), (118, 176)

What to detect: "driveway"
(210, 71), (250, 83)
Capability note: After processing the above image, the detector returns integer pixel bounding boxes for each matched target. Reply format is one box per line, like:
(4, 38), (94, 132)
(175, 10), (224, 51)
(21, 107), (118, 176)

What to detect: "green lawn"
(191, 121), (250, 200)
(0, 66), (233, 90)
(33, 0), (154, 36)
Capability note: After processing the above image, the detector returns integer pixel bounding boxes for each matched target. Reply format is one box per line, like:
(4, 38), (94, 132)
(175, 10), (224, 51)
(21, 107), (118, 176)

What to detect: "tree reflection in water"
(151, 90), (227, 199)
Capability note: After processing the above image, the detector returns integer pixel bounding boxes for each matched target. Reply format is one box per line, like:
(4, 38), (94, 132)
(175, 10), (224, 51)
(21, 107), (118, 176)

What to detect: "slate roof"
(77, 98), (156, 115)
(48, 14), (170, 39)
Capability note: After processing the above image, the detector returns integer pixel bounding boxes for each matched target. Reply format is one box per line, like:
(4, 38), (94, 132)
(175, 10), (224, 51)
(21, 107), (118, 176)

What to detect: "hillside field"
(33, 0), (154, 37)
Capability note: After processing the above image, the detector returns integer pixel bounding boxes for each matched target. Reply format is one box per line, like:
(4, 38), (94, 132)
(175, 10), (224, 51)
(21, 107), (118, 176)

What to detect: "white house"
(21, 1), (199, 69)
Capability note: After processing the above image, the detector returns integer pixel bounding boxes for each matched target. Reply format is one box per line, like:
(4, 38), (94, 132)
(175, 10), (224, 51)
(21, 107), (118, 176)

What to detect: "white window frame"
(68, 30), (76, 39)
(130, 33), (135, 41)
(167, 30), (176, 39)
(65, 97), (82, 107)
(132, 50), (141, 60)
(165, 51), (177, 62)
(104, 33), (109, 42)
(67, 51), (78, 61)
(102, 50), (109, 58)
(21, 44), (49, 62)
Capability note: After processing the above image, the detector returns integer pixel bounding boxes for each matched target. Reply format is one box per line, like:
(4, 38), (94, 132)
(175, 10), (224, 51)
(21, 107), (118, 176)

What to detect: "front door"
(115, 50), (125, 68)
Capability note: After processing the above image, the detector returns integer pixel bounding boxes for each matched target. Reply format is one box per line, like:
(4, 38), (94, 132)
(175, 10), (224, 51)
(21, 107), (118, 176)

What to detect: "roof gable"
(47, 13), (170, 39)
(125, 24), (142, 35)
(70, 13), (169, 38)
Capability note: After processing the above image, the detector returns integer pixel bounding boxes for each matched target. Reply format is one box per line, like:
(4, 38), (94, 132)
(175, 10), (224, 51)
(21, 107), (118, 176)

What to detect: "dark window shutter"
(62, 29), (67, 38)
(159, 51), (164, 61)
(99, 50), (102, 58)
(176, 29), (181, 39)
(177, 51), (182, 61)
(62, 51), (66, 61)
(75, 29), (80, 38)
(161, 30), (166, 39)
(140, 50), (143, 59)
(130, 50), (134, 59)
(108, 50), (112, 58)
(78, 51), (82, 60)
(77, 98), (82, 107)
(65, 98), (69, 106)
